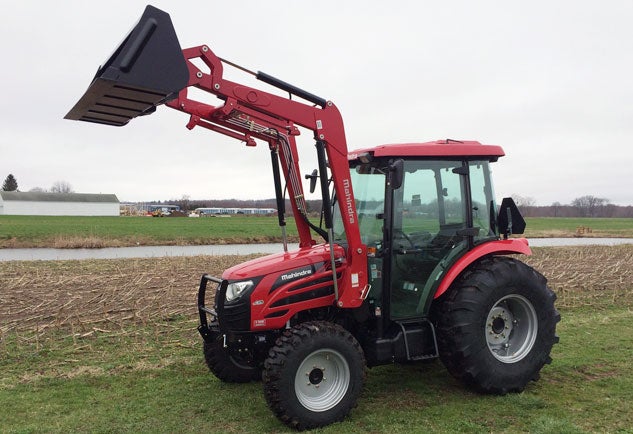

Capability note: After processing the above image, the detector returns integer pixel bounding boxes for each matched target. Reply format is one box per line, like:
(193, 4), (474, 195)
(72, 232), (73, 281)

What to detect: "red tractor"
(66, 6), (559, 430)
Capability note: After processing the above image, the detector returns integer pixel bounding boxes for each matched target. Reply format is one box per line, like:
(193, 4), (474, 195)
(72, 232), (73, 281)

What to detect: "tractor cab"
(335, 141), (508, 322)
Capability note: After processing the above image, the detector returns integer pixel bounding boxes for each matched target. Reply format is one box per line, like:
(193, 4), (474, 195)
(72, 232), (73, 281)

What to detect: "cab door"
(389, 160), (470, 320)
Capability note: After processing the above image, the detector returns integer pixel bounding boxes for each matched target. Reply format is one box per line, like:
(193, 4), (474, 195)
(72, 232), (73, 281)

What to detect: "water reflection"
(0, 239), (631, 262)
(0, 243), (300, 262)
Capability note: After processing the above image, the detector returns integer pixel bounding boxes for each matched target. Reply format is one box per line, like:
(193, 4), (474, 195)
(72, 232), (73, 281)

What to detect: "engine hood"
(222, 243), (346, 282)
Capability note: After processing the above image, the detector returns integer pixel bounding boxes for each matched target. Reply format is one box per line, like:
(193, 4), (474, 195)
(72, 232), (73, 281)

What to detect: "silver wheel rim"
(485, 294), (538, 363)
(294, 348), (350, 412)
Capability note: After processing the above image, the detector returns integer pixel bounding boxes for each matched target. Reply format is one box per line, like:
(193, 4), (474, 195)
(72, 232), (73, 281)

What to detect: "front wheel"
(263, 321), (366, 431)
(434, 256), (560, 394)
(203, 333), (262, 383)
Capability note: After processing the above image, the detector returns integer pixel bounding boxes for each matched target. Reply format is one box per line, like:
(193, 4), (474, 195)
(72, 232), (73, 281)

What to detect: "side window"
(396, 161), (466, 241)
(469, 161), (496, 239)
(438, 166), (465, 227)
(399, 169), (440, 237)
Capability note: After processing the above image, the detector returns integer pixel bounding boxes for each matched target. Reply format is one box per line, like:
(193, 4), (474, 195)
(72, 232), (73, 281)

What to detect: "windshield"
(333, 164), (386, 245)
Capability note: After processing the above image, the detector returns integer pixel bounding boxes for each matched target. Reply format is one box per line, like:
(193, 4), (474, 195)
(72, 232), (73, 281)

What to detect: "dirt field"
(0, 255), (259, 339)
(1, 246), (632, 340)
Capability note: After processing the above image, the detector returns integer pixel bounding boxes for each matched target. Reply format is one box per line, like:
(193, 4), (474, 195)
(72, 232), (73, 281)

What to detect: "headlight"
(225, 280), (254, 302)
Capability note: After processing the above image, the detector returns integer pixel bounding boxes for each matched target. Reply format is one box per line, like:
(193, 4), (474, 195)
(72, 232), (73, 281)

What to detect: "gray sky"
(1, 0), (632, 205)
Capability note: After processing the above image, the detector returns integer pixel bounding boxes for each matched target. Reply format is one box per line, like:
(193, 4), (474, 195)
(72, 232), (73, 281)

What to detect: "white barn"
(0, 192), (120, 216)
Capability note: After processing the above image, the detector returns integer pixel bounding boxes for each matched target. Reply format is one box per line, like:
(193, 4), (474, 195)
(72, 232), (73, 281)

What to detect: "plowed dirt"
(1, 246), (632, 340)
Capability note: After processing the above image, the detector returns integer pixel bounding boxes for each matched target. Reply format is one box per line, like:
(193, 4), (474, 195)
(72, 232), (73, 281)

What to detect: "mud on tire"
(434, 256), (560, 394)
(263, 321), (366, 431)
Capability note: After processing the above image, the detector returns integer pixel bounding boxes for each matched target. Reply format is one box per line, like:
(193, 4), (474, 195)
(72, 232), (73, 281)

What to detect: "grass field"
(0, 215), (299, 248)
(524, 217), (633, 238)
(1, 215), (631, 249)
(1, 246), (633, 432)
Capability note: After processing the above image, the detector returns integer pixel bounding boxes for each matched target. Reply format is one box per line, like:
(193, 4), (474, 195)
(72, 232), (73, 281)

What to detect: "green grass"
(2, 306), (632, 433)
(1, 215), (631, 249)
(524, 217), (633, 238)
(0, 215), (298, 248)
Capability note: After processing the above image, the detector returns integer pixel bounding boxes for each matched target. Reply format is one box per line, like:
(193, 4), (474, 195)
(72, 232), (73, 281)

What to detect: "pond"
(0, 239), (631, 262)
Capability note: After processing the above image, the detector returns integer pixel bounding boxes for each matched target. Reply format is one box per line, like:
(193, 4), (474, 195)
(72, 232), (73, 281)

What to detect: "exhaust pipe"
(65, 5), (189, 126)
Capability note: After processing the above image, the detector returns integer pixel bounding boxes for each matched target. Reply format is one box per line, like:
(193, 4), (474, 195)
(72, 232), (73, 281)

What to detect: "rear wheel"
(203, 334), (262, 383)
(263, 321), (366, 430)
(434, 256), (559, 394)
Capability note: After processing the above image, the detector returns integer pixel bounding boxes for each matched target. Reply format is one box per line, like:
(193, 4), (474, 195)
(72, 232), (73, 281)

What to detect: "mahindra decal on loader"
(66, 5), (560, 430)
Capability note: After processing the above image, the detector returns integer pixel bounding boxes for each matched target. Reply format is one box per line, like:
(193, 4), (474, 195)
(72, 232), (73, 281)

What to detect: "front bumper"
(197, 274), (252, 340)
(197, 274), (223, 341)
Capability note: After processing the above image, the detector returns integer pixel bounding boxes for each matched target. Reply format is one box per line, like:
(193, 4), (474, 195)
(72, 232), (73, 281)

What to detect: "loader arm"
(65, 5), (368, 308)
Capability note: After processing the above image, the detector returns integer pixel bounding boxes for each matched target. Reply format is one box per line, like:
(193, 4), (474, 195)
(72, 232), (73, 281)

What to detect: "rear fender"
(433, 238), (531, 299)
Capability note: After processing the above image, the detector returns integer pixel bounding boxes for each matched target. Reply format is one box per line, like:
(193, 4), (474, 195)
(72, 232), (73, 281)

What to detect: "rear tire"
(263, 321), (366, 431)
(203, 334), (262, 383)
(434, 256), (560, 394)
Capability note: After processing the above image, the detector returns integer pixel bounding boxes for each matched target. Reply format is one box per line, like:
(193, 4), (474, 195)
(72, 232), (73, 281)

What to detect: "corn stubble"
(1, 246), (632, 343)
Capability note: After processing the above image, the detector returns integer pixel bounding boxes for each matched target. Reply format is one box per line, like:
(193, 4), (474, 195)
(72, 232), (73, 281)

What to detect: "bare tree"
(2, 174), (18, 191)
(174, 194), (191, 212)
(571, 195), (609, 217)
(50, 180), (74, 193)
(511, 194), (537, 217)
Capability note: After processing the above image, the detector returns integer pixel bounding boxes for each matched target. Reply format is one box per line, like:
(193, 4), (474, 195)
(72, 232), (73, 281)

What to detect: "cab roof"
(349, 140), (505, 160)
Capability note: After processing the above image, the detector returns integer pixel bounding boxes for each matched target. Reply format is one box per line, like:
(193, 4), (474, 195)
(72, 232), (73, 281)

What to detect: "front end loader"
(66, 5), (559, 431)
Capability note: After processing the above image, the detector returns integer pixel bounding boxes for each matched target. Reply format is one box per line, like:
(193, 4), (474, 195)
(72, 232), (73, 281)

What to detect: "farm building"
(0, 191), (119, 216)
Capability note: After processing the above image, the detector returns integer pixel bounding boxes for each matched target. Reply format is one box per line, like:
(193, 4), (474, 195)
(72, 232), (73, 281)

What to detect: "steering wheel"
(393, 229), (415, 249)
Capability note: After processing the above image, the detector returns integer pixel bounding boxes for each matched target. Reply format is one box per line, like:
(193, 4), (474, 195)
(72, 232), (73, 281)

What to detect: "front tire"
(434, 256), (560, 394)
(203, 334), (262, 383)
(263, 321), (366, 431)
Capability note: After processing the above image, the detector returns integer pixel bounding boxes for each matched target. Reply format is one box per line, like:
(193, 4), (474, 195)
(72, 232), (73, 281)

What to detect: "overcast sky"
(1, 1), (632, 205)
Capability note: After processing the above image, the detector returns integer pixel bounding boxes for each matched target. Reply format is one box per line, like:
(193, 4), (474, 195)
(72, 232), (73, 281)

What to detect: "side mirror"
(389, 159), (404, 190)
(497, 197), (526, 238)
(305, 169), (318, 194)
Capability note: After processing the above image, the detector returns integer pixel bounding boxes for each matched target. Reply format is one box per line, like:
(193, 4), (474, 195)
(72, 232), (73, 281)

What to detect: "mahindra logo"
(281, 268), (312, 281)
(343, 178), (355, 224)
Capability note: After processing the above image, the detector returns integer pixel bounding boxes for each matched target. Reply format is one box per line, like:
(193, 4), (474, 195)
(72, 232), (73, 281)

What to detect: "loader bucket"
(65, 5), (189, 126)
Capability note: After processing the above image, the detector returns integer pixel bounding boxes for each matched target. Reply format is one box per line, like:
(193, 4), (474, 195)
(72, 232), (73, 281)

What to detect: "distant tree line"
(2, 174), (75, 194)
(149, 194), (632, 218)
(514, 195), (633, 218)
